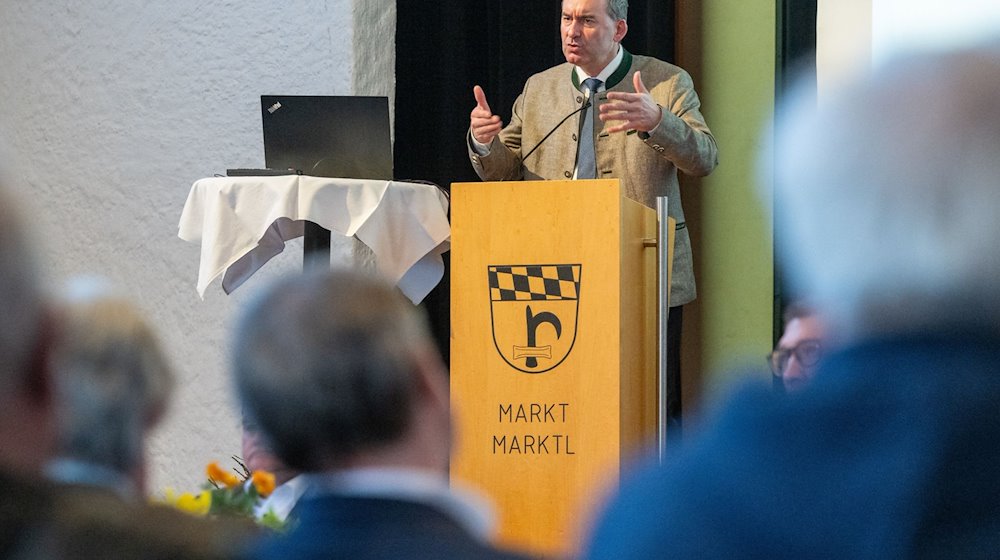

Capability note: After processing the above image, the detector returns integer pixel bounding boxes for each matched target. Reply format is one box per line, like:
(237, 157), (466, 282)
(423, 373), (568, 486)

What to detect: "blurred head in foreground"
(47, 281), (174, 496)
(771, 40), (1000, 341)
(232, 269), (451, 474)
(584, 40), (1000, 560)
(0, 166), (54, 476)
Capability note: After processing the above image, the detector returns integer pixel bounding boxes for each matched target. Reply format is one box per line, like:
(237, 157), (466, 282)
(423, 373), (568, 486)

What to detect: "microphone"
(521, 94), (595, 163)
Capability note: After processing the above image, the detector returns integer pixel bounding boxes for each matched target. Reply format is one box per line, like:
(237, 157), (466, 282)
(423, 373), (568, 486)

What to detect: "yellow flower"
(163, 488), (212, 516)
(251, 470), (276, 498)
(206, 461), (240, 488)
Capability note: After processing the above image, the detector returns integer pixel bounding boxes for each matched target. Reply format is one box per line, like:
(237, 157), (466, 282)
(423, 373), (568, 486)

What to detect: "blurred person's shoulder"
(49, 484), (256, 560)
(0, 469), (55, 556)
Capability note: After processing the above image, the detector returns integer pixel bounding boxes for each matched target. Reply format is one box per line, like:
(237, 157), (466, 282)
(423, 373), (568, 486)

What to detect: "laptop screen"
(260, 95), (392, 180)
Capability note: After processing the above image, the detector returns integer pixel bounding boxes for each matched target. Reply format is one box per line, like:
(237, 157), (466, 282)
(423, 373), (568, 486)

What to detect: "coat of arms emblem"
(488, 264), (581, 374)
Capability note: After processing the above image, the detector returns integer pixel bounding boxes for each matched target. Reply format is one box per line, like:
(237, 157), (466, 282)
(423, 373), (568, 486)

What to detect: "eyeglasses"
(768, 339), (823, 377)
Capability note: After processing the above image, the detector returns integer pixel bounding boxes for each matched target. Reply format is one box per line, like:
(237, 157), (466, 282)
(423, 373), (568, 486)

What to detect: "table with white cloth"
(177, 175), (451, 304)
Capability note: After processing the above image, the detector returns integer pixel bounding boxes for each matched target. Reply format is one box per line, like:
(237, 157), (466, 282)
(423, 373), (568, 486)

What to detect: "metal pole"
(656, 196), (670, 464)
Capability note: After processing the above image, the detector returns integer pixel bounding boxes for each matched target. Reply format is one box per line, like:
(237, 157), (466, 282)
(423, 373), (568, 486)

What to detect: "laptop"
(259, 95), (393, 180)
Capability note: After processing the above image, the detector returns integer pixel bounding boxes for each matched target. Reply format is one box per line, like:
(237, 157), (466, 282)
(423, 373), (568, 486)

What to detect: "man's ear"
(614, 19), (628, 43)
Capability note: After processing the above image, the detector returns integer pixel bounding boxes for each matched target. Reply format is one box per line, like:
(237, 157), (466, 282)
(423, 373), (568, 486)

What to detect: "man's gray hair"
(232, 269), (435, 471)
(768, 40), (1000, 339)
(49, 294), (174, 474)
(607, 0), (627, 20)
(0, 170), (45, 398)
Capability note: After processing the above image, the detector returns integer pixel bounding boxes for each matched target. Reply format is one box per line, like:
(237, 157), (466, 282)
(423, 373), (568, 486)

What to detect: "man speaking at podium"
(467, 0), (718, 436)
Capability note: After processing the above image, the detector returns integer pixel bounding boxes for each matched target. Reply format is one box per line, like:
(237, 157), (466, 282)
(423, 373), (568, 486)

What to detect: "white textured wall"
(0, 0), (394, 493)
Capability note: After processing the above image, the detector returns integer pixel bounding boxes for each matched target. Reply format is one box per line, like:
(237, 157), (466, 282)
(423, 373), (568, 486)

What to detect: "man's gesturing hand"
(599, 71), (663, 134)
(471, 85), (503, 145)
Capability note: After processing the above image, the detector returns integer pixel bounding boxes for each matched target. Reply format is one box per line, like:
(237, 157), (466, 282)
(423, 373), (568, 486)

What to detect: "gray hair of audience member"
(49, 292), (175, 473)
(769, 41), (1000, 340)
(0, 169), (45, 398)
(606, 0), (627, 21)
(232, 269), (437, 471)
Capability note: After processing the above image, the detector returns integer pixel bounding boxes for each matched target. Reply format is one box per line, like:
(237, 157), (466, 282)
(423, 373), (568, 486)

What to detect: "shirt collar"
(303, 467), (497, 542)
(573, 44), (625, 88)
(254, 474), (309, 521)
(571, 47), (632, 92)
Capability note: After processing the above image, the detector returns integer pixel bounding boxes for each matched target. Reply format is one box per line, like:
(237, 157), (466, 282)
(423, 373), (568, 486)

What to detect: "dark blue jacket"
(246, 495), (535, 560)
(586, 331), (1000, 559)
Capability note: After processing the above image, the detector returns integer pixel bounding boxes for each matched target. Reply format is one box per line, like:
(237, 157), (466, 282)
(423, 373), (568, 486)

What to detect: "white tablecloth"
(178, 175), (451, 304)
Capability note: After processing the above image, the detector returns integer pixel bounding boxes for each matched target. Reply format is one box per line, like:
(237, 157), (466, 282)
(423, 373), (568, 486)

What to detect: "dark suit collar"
(290, 495), (476, 544)
(294, 494), (487, 541)
(257, 495), (531, 560)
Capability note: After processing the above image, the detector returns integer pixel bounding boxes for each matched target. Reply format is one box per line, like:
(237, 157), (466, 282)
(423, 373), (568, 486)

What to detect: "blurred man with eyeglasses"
(768, 303), (824, 393)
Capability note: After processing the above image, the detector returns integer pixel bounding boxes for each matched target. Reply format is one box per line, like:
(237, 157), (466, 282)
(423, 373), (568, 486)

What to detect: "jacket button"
(576, 96), (583, 103)
(564, 171), (572, 178)
(572, 133), (577, 141)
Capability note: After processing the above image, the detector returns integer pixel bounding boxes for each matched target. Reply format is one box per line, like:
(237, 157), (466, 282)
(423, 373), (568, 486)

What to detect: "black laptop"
(258, 95), (392, 180)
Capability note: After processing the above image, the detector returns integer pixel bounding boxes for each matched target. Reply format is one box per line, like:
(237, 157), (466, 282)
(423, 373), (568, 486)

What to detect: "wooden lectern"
(450, 179), (673, 558)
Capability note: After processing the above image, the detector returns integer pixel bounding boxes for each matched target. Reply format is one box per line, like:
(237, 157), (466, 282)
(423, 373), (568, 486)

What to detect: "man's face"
(774, 315), (825, 393)
(561, 0), (626, 76)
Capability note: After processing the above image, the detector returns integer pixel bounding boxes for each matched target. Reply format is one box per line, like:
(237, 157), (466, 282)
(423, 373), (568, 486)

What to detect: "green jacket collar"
(571, 48), (633, 91)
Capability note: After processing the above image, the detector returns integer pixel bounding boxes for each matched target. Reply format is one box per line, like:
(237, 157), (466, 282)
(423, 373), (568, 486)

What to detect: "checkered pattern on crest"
(489, 264), (581, 301)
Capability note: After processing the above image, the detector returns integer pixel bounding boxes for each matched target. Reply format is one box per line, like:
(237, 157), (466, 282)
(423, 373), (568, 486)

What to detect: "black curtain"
(771, 0), (817, 394)
(395, 0), (676, 365)
(772, 0), (817, 348)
